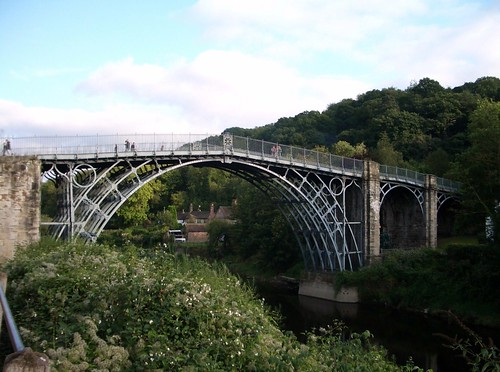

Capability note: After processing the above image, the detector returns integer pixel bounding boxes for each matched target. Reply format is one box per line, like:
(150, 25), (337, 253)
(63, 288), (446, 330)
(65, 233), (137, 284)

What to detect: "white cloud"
(0, 99), (192, 137)
(189, 0), (428, 56)
(2, 48), (370, 137)
(76, 51), (369, 129)
(188, 0), (500, 88)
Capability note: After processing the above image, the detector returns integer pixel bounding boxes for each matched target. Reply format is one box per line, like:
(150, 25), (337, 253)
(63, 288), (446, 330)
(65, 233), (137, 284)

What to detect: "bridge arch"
(437, 196), (461, 239)
(212, 161), (364, 271)
(44, 156), (364, 271)
(380, 183), (426, 249)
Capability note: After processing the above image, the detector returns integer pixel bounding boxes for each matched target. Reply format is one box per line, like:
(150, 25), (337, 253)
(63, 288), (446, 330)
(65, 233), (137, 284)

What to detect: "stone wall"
(0, 157), (40, 262)
(298, 272), (359, 303)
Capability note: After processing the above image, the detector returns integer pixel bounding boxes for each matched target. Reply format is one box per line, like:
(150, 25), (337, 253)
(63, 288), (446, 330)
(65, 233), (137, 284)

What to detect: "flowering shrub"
(3, 239), (412, 371)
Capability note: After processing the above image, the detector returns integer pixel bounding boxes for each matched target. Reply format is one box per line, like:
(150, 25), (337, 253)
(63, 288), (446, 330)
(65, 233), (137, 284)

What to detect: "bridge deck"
(5, 133), (461, 192)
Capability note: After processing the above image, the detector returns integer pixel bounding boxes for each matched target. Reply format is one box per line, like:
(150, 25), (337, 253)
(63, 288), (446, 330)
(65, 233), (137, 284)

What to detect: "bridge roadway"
(10, 133), (461, 272)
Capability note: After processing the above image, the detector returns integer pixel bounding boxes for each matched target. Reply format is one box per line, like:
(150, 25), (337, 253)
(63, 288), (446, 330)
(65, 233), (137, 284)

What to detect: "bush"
(337, 245), (500, 324)
(3, 240), (414, 371)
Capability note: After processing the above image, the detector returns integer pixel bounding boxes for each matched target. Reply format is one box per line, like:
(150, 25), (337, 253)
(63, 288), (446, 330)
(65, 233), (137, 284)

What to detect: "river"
(256, 283), (499, 372)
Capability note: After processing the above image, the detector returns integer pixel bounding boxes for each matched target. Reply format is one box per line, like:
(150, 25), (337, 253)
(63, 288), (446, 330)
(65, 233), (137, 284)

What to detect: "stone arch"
(380, 184), (425, 249)
(437, 196), (461, 239)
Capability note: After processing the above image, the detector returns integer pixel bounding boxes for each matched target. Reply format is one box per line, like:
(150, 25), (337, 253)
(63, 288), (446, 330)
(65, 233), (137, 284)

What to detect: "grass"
(437, 235), (479, 248)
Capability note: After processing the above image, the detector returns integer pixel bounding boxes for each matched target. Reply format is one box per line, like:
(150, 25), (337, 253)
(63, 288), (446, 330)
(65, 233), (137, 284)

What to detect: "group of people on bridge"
(271, 144), (282, 157)
(124, 139), (136, 152)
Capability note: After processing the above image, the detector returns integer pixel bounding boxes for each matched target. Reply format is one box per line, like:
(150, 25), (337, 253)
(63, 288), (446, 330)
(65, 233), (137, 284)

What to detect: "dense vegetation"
(337, 245), (500, 327)
(335, 244), (500, 371)
(3, 240), (422, 371)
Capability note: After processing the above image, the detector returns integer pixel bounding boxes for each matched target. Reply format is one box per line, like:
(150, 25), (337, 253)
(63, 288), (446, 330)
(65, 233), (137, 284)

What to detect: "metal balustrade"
(3, 133), (460, 192)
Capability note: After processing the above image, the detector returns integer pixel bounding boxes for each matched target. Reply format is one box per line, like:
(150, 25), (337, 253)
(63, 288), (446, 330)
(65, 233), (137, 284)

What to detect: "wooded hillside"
(227, 76), (500, 177)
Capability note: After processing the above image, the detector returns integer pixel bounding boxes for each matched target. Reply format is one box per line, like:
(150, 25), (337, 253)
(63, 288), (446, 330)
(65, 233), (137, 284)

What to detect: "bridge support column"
(363, 160), (380, 265)
(0, 157), (40, 262)
(425, 175), (438, 248)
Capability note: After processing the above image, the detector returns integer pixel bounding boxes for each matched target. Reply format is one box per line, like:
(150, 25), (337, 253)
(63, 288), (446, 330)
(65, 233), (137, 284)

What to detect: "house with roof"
(178, 202), (236, 243)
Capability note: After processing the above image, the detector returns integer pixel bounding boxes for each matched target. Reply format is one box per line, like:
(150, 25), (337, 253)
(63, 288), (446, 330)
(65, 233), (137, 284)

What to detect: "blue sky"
(1, 0), (499, 137)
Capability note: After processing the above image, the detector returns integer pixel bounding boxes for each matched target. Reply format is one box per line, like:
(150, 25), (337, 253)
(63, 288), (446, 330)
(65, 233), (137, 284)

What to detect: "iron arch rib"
(207, 160), (363, 271)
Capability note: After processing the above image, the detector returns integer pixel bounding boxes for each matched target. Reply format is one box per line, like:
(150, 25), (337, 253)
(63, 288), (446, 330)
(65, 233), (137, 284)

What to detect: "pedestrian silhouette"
(2, 139), (11, 156)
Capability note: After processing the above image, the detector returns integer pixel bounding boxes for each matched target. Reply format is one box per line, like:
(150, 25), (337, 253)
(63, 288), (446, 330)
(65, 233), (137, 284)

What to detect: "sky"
(1, 0), (499, 138)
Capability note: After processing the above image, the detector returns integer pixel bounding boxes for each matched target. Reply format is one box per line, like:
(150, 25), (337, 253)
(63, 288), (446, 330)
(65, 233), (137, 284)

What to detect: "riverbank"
(206, 241), (500, 328)
(241, 270), (500, 372)
(335, 244), (500, 329)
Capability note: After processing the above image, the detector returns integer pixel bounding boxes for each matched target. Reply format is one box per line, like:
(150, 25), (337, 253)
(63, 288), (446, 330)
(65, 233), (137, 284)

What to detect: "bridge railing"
(379, 164), (462, 192)
(231, 135), (364, 176)
(8, 134), (224, 156)
(436, 177), (463, 192)
(379, 165), (426, 186)
(5, 133), (460, 191)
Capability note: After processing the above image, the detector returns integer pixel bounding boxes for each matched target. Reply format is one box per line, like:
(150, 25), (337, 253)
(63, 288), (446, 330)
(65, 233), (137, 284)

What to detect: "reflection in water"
(258, 287), (496, 372)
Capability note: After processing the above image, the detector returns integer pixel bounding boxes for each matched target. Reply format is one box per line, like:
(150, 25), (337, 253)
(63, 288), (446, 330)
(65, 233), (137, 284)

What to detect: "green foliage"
(206, 219), (233, 257)
(116, 179), (164, 226)
(332, 140), (367, 158)
(435, 311), (500, 372)
(2, 240), (412, 371)
(98, 225), (169, 247)
(337, 245), (500, 326)
(453, 100), (500, 242)
(154, 205), (178, 229)
(423, 148), (450, 176)
(230, 183), (300, 272)
(372, 132), (405, 166)
(302, 324), (411, 372)
(41, 181), (58, 218)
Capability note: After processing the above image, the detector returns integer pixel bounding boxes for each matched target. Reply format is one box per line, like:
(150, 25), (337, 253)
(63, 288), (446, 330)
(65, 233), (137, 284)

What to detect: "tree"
(332, 141), (367, 158)
(371, 133), (404, 166)
(332, 141), (356, 157)
(424, 148), (450, 176)
(116, 179), (163, 226)
(41, 181), (58, 218)
(154, 205), (178, 230)
(231, 183), (299, 271)
(408, 77), (445, 96)
(206, 219), (233, 257)
(455, 100), (500, 242)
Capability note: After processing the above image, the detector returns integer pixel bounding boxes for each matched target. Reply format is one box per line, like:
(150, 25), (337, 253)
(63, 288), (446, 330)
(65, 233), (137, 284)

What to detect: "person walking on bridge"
(2, 139), (11, 155)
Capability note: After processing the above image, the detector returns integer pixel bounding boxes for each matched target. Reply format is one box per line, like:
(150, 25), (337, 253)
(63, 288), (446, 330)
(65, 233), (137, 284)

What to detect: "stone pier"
(425, 174), (438, 248)
(363, 160), (381, 265)
(0, 157), (41, 262)
(298, 272), (359, 303)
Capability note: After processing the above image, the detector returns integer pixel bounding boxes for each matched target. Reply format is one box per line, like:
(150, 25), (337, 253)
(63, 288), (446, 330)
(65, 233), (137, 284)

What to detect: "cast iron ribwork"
(11, 133), (461, 271)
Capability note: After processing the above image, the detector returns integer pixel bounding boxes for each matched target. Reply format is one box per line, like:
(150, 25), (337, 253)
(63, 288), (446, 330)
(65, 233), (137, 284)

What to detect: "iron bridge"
(12, 133), (461, 272)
